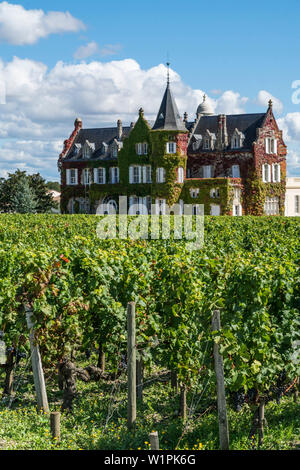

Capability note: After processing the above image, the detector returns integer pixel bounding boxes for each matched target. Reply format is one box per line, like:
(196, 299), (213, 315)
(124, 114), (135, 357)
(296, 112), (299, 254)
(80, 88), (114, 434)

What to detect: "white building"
(285, 177), (300, 216)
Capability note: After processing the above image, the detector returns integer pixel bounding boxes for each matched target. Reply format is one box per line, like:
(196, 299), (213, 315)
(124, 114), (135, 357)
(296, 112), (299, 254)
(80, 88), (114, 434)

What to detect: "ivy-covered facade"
(58, 83), (287, 216)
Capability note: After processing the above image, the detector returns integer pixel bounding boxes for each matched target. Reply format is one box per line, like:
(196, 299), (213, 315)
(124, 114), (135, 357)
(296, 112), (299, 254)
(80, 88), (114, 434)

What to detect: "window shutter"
(103, 168), (106, 184)
(129, 166), (133, 184)
(116, 168), (119, 183)
(265, 139), (269, 153)
(66, 169), (70, 185)
(93, 168), (98, 184)
(138, 166), (142, 183)
(268, 164), (271, 182)
(262, 165), (266, 183)
(274, 139), (277, 154)
(75, 169), (78, 185)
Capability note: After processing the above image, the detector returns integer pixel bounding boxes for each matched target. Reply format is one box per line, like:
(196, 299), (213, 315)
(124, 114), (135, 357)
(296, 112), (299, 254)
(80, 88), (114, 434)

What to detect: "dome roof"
(197, 95), (214, 116)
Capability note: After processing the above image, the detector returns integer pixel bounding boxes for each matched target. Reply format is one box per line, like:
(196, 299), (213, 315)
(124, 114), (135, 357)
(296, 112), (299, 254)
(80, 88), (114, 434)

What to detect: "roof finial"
(166, 62), (170, 86)
(203, 94), (206, 102)
(268, 99), (273, 109)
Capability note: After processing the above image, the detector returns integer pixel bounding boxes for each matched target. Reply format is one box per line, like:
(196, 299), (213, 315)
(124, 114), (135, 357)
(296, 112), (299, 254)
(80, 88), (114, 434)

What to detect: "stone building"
(285, 177), (300, 216)
(58, 78), (287, 216)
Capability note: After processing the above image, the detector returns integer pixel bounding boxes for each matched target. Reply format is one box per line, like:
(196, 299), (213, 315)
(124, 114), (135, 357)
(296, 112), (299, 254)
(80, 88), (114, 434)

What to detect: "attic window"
(203, 138), (210, 150)
(232, 136), (240, 149)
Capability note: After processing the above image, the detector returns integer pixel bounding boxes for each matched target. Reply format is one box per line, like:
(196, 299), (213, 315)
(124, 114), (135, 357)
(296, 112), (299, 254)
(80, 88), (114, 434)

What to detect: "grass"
(0, 361), (299, 451)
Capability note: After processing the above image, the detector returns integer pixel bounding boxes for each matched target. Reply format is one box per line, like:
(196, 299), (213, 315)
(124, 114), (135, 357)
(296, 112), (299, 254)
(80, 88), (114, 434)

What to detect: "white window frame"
(264, 197), (279, 215)
(178, 167), (184, 183)
(143, 165), (152, 184)
(203, 165), (212, 178)
(190, 188), (200, 198)
(110, 167), (119, 184)
(166, 142), (177, 154)
(295, 195), (300, 214)
(233, 204), (242, 216)
(265, 138), (277, 154)
(156, 167), (166, 183)
(67, 168), (78, 185)
(262, 164), (271, 183)
(232, 165), (240, 178)
(94, 167), (106, 185)
(272, 163), (281, 183)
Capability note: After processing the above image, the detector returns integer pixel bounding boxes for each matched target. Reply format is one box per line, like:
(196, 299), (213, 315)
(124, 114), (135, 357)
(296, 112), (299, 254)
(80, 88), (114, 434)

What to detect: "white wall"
(285, 177), (300, 216)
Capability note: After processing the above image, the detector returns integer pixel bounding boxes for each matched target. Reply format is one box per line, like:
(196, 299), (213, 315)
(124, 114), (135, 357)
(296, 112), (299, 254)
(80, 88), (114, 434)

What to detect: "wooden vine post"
(258, 400), (265, 447)
(25, 305), (49, 414)
(50, 412), (61, 441)
(127, 302), (136, 430)
(149, 431), (160, 450)
(212, 310), (229, 450)
(136, 357), (143, 402)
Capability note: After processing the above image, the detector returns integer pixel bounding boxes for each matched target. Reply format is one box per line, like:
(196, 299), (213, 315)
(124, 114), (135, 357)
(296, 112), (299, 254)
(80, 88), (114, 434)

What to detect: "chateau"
(58, 77), (287, 216)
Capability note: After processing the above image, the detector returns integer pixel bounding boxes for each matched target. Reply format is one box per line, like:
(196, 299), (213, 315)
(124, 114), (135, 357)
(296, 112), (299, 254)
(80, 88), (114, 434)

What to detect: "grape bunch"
(232, 389), (246, 412)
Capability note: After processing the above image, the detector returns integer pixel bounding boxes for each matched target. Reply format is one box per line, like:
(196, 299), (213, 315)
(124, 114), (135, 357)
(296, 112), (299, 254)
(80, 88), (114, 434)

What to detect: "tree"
(0, 170), (56, 213)
(10, 176), (37, 214)
(46, 181), (60, 192)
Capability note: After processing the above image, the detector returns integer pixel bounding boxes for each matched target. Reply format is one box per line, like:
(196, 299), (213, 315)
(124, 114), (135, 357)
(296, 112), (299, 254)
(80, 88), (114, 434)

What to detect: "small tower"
(151, 63), (188, 206)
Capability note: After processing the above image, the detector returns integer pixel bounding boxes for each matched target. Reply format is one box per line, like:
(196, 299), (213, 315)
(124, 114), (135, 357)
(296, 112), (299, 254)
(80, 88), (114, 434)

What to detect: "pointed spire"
(152, 76), (187, 131)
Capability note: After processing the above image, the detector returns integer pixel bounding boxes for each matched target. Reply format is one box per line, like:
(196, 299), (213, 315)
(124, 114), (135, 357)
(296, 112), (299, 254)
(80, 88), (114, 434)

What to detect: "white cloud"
(286, 148), (300, 176)
(74, 41), (99, 60)
(100, 44), (122, 57)
(0, 1), (85, 45)
(256, 90), (283, 114)
(215, 91), (248, 115)
(277, 113), (300, 142)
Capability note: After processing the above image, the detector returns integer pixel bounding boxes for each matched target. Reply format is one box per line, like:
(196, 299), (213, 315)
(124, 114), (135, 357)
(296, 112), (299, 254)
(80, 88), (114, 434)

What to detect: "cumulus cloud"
(215, 91), (248, 115)
(256, 90), (283, 114)
(277, 113), (300, 142)
(74, 41), (100, 60)
(0, 1), (85, 45)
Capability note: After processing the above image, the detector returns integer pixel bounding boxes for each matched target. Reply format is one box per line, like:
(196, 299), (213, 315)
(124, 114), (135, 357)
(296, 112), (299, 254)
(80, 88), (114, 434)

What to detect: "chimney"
(74, 117), (83, 130)
(216, 114), (228, 150)
(117, 119), (122, 140)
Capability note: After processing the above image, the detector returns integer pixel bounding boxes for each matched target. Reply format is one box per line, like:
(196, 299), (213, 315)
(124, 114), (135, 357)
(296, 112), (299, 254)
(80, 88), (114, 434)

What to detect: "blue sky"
(0, 0), (300, 180)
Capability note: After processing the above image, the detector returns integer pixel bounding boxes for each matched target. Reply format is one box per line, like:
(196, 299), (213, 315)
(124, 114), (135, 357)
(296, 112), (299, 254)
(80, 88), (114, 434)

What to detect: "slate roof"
(152, 84), (187, 132)
(64, 126), (131, 161)
(189, 113), (265, 151)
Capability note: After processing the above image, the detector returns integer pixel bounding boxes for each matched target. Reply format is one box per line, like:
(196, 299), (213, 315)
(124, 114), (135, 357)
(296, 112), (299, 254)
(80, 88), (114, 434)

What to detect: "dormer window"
(265, 137), (277, 154)
(203, 138), (210, 150)
(231, 129), (245, 149)
(166, 142), (176, 154)
(112, 146), (118, 158)
(203, 130), (215, 150)
(83, 140), (95, 159)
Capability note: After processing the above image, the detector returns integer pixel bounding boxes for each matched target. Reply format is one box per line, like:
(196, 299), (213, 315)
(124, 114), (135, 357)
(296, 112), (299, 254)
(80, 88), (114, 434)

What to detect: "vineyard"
(0, 214), (299, 451)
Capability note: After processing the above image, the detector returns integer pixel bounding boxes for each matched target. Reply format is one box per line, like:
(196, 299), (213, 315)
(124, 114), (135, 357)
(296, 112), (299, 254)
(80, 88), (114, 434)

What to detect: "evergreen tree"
(9, 176), (37, 214)
(0, 170), (56, 213)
